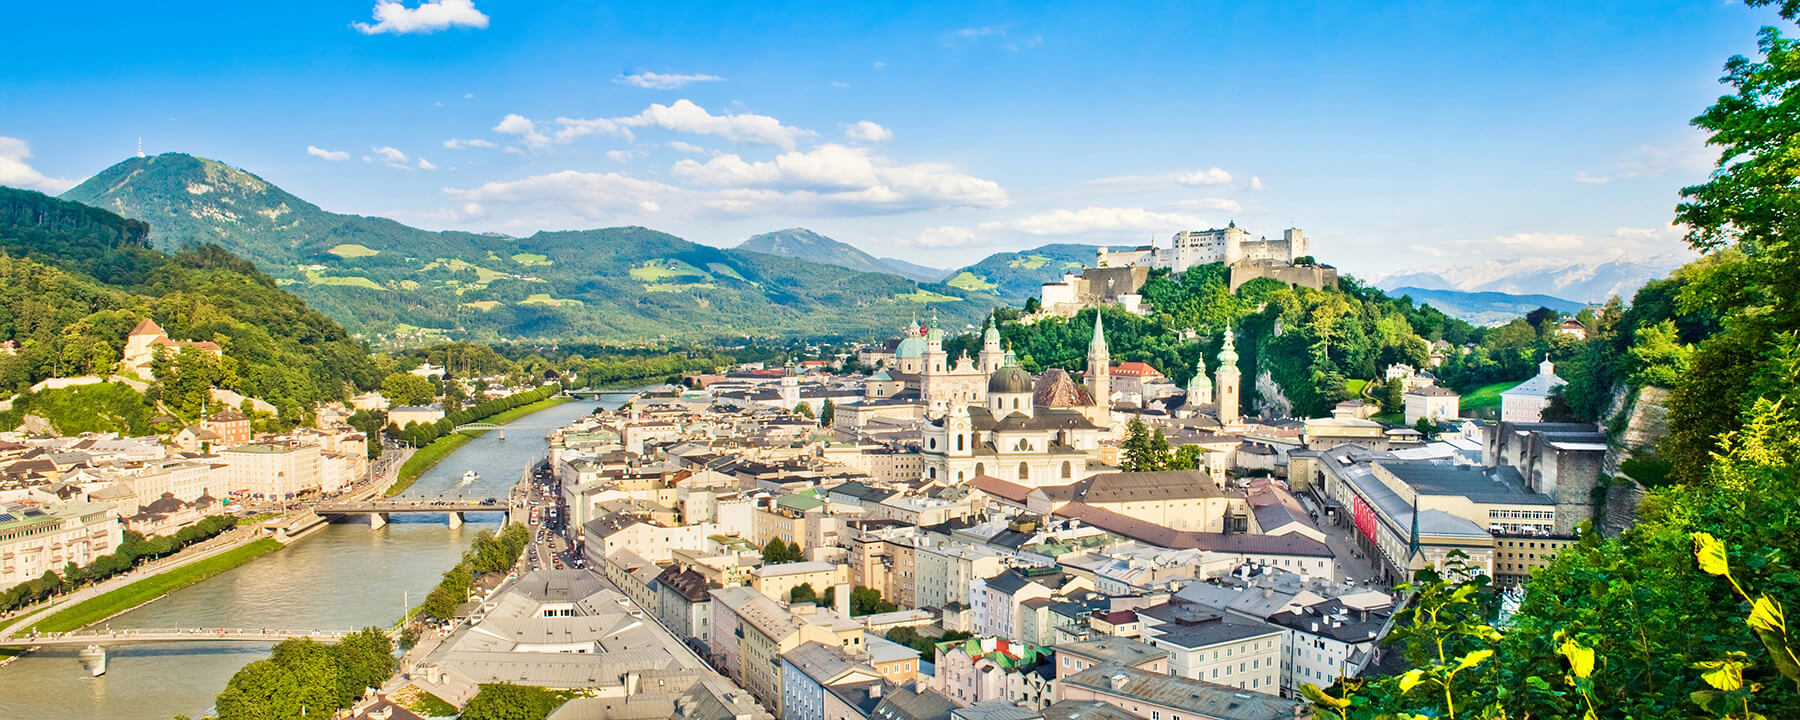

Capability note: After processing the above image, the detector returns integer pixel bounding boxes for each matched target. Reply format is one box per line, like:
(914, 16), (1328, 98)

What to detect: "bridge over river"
(315, 497), (510, 529)
(6, 627), (353, 647)
(7, 628), (360, 677)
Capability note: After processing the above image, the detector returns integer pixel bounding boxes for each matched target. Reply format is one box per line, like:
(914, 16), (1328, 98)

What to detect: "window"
(1018, 463), (1030, 481)
(957, 435), (965, 451)
(1061, 461), (1072, 479)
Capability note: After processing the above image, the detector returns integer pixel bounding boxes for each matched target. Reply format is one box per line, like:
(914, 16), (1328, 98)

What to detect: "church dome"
(988, 365), (1033, 394)
(896, 335), (926, 359)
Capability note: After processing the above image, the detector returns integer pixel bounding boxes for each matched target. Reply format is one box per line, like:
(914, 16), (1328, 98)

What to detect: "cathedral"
(863, 313), (1005, 413)
(916, 314), (1117, 487)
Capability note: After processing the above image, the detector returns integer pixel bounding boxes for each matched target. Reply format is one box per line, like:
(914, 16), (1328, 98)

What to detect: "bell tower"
(1216, 324), (1241, 427)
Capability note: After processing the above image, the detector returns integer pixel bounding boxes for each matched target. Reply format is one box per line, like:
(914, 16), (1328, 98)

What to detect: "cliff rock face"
(1599, 386), (1671, 536)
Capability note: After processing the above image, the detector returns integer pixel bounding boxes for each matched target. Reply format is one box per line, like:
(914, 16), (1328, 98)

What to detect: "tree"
(460, 683), (569, 720)
(380, 372), (436, 407)
(1169, 444), (1203, 471)
(1627, 320), (1693, 388)
(795, 401), (814, 419)
(1120, 417), (1169, 472)
(1024, 297), (1042, 314)
(761, 537), (803, 564)
(1383, 377), (1406, 414)
(790, 583), (818, 604)
(850, 586), (898, 616)
(820, 398), (836, 427)
(1413, 416), (1437, 437)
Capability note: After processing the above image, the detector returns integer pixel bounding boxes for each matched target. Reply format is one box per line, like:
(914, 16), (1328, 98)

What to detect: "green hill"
(946, 243), (1098, 299)
(61, 154), (994, 343)
(0, 186), (379, 425)
(737, 228), (947, 282)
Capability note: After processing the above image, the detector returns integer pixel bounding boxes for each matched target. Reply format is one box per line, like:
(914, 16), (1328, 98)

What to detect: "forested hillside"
(0, 187), (378, 426)
(995, 264), (1509, 418)
(944, 243), (1097, 299)
(61, 154), (998, 343)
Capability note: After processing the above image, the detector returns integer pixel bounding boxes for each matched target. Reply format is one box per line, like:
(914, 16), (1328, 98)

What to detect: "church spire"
(1407, 495), (1422, 559)
(1090, 312), (1107, 351)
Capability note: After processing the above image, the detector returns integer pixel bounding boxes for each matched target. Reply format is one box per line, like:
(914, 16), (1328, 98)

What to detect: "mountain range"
(1385, 286), (1587, 326)
(60, 154), (1034, 344)
(737, 228), (949, 283)
(1374, 254), (1689, 304)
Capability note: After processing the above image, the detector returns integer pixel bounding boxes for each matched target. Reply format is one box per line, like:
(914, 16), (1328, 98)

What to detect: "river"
(0, 396), (619, 720)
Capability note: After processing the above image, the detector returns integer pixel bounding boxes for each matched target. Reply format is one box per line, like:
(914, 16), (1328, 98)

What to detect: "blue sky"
(0, 1), (1782, 277)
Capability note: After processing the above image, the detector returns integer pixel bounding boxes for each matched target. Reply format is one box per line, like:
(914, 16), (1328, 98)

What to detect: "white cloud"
(552, 116), (628, 144)
(445, 171), (678, 220)
(306, 145), (350, 162)
(494, 114), (550, 148)
(443, 137), (497, 149)
(1089, 167), (1241, 191)
(616, 99), (813, 150)
(0, 137), (75, 193)
(1175, 167), (1232, 186)
(366, 146), (415, 169)
(979, 207), (1204, 236)
(873, 61), (886, 69)
(667, 141), (706, 155)
(911, 226), (980, 248)
(1435, 224), (1689, 262)
(1173, 197), (1243, 212)
(670, 144), (1008, 211)
(1249, 176), (1265, 191)
(551, 100), (813, 149)
(615, 71), (724, 90)
(845, 121), (893, 143)
(955, 26), (1004, 38)
(1574, 134), (1713, 185)
(353, 0), (488, 35)
(1487, 232), (1586, 251)
(605, 149), (646, 163)
(449, 148), (1006, 222)
(417, 157), (438, 170)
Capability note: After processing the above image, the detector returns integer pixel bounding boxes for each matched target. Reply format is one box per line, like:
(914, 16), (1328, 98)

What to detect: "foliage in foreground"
(213, 629), (396, 720)
(458, 683), (585, 720)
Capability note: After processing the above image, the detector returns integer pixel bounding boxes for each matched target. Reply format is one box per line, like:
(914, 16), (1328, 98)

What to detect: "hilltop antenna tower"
(136, 138), (145, 158)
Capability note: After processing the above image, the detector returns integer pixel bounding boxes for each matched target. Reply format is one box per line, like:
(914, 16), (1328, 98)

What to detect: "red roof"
(1110, 362), (1164, 378)
(967, 475), (1032, 503)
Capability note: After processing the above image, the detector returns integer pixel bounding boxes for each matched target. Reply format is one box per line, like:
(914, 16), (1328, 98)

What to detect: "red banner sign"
(1353, 496), (1378, 544)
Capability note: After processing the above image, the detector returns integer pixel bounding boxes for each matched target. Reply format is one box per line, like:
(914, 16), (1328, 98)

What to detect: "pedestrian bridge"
(4, 627), (353, 647)
(316, 498), (509, 529)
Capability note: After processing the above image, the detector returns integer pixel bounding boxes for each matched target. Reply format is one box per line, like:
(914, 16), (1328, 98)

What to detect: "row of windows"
(1488, 509), (1552, 520)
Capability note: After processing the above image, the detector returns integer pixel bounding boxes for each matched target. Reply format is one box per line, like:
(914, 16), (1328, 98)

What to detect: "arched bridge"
(449, 422), (559, 440)
(316, 498), (509, 529)
(4, 627), (354, 647)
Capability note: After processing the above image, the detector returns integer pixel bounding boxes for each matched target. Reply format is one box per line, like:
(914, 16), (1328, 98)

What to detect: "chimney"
(869, 684), (884, 699)
(625, 672), (641, 695)
(835, 582), (852, 618)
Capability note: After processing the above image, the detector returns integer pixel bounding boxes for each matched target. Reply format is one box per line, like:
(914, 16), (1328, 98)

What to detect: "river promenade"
(0, 444), (417, 642)
(0, 397), (613, 720)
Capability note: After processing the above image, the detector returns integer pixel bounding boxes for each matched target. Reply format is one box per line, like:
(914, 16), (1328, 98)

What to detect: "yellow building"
(1063, 470), (1251, 533)
(750, 561), (850, 602)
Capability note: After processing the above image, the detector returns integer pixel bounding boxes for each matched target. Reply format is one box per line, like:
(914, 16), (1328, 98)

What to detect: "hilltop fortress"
(1040, 222), (1338, 317)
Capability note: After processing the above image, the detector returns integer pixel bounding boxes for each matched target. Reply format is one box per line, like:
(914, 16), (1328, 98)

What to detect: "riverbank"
(385, 396), (573, 497)
(28, 539), (283, 635)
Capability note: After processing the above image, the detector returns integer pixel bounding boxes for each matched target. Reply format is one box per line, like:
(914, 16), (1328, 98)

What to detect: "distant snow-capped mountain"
(1374, 254), (1690, 304)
